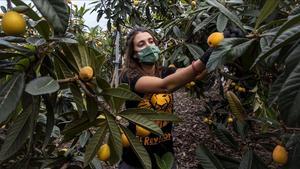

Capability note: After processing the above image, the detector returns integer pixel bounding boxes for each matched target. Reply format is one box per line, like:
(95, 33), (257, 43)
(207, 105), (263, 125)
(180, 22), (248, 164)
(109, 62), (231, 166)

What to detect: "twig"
(75, 78), (111, 114)
(57, 77), (76, 83)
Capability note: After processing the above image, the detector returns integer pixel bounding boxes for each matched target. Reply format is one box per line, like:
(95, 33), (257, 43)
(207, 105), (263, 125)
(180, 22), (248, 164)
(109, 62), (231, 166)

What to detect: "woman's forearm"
(164, 60), (206, 92)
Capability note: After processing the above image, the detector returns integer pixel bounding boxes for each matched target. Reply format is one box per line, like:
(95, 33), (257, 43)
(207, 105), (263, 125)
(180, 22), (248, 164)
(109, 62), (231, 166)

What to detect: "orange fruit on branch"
(121, 133), (130, 147)
(79, 66), (94, 81)
(136, 125), (151, 137)
(207, 32), (224, 47)
(97, 144), (110, 161)
(2, 11), (26, 36)
(272, 145), (288, 165)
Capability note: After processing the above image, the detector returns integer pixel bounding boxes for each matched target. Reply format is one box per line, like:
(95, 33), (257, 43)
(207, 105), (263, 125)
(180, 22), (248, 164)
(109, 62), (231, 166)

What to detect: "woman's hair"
(120, 27), (161, 79)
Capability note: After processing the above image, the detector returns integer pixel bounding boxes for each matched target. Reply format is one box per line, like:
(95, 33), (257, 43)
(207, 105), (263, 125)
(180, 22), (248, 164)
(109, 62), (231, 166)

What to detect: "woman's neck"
(141, 64), (155, 75)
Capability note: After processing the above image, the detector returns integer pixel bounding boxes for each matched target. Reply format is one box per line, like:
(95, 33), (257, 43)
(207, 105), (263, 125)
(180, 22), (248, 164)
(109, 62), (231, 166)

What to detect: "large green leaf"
(217, 13), (228, 32)
(268, 73), (287, 106)
(30, 19), (50, 40)
(32, 0), (70, 35)
(121, 126), (152, 169)
(105, 113), (122, 164)
(185, 43), (204, 60)
(207, 38), (247, 72)
(206, 0), (245, 32)
(119, 108), (181, 122)
(12, 0), (40, 21)
(213, 124), (238, 150)
(62, 115), (105, 137)
(252, 25), (300, 68)
(25, 76), (59, 95)
(0, 96), (40, 162)
(272, 14), (300, 44)
(41, 95), (55, 151)
(96, 76), (111, 90)
(119, 112), (163, 136)
(55, 44), (81, 73)
(86, 95), (98, 121)
(0, 40), (31, 53)
(101, 88), (141, 101)
(254, 0), (279, 29)
(229, 39), (256, 61)
(238, 150), (252, 169)
(215, 154), (240, 169)
(0, 73), (25, 123)
(193, 13), (218, 34)
(0, 52), (26, 60)
(284, 141), (300, 169)
(226, 91), (246, 121)
(83, 123), (108, 167)
(154, 152), (174, 169)
(195, 144), (225, 169)
(69, 83), (85, 113)
(278, 61), (300, 126)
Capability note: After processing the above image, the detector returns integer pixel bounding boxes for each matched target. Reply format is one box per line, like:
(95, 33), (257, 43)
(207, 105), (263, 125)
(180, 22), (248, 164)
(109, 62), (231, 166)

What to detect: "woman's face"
(133, 32), (155, 53)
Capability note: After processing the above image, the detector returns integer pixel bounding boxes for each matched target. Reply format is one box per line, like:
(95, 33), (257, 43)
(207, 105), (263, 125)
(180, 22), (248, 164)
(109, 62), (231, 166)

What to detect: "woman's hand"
(194, 69), (207, 81)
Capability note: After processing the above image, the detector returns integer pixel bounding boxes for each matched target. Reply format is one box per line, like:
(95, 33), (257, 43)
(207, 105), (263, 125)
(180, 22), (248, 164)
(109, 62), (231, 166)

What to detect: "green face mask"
(137, 45), (160, 64)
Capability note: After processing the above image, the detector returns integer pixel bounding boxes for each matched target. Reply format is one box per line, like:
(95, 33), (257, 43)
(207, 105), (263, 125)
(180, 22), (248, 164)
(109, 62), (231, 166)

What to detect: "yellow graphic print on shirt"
(137, 93), (173, 146)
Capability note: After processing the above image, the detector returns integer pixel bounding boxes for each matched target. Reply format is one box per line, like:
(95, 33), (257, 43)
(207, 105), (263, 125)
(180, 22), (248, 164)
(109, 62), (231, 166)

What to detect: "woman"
(119, 27), (211, 169)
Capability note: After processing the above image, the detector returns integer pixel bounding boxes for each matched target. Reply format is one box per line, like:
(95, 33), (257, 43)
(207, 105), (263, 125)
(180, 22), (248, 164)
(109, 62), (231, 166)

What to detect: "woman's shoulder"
(120, 69), (143, 83)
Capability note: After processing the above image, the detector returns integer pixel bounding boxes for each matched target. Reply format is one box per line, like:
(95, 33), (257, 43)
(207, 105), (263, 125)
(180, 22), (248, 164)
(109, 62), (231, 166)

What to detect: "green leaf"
(193, 13), (218, 34)
(161, 152), (175, 169)
(207, 0), (245, 32)
(154, 154), (167, 169)
(52, 37), (78, 44)
(283, 141), (300, 169)
(213, 124), (239, 150)
(185, 43), (204, 60)
(229, 39), (255, 61)
(25, 76), (59, 95)
(252, 25), (300, 68)
(207, 38), (247, 72)
(0, 52), (26, 60)
(195, 144), (225, 169)
(96, 76), (110, 90)
(0, 96), (40, 162)
(119, 108), (181, 122)
(226, 91), (247, 122)
(105, 113), (122, 164)
(0, 40), (31, 53)
(119, 112), (163, 136)
(254, 0), (279, 29)
(30, 19), (50, 40)
(272, 13), (300, 45)
(215, 154), (240, 169)
(217, 13), (228, 32)
(69, 83), (85, 112)
(31, 0), (70, 35)
(57, 44), (80, 73)
(0, 73), (25, 123)
(101, 88), (141, 101)
(238, 150), (253, 169)
(12, 5), (29, 13)
(121, 126), (152, 169)
(26, 37), (46, 46)
(41, 95), (55, 151)
(86, 95), (98, 122)
(278, 61), (300, 126)
(83, 123), (108, 167)
(268, 73), (287, 106)
(62, 115), (105, 137)
(12, 0), (40, 21)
